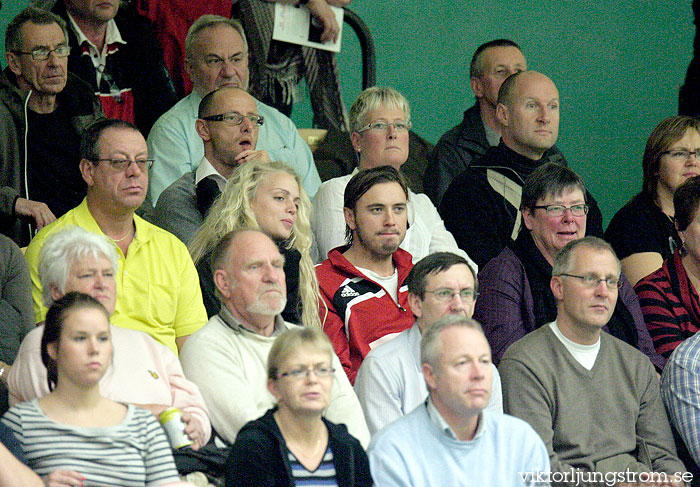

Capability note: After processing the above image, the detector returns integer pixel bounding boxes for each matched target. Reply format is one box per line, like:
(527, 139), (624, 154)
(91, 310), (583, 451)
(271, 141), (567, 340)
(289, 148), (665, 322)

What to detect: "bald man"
(439, 70), (604, 268)
(153, 86), (268, 244)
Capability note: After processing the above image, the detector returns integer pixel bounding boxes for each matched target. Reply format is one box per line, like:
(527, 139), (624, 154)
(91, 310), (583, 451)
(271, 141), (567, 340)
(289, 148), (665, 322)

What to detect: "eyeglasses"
(15, 45), (71, 61)
(557, 273), (622, 289)
(661, 149), (700, 161)
(278, 365), (335, 380)
(92, 159), (154, 171)
(201, 111), (264, 126)
(531, 204), (589, 218)
(358, 120), (412, 133)
(424, 288), (479, 302)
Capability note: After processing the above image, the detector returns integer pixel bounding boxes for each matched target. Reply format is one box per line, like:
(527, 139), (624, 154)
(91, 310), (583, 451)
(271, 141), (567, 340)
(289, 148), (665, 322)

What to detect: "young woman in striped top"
(225, 326), (371, 487)
(2, 292), (182, 487)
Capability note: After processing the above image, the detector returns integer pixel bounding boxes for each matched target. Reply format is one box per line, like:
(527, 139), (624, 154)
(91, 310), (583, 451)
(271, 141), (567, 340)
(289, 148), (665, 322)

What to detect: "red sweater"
(316, 247), (414, 383)
(635, 250), (700, 367)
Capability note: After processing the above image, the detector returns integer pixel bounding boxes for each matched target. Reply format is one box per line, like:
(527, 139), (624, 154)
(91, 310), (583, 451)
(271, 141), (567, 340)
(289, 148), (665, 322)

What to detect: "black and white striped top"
(287, 445), (338, 486)
(2, 399), (179, 486)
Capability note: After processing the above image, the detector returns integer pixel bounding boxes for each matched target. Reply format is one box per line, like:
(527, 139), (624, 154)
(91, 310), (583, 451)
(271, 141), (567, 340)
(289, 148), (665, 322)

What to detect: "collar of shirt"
(195, 156), (227, 192)
(425, 396), (485, 441)
(217, 304), (286, 337)
(67, 12), (125, 78)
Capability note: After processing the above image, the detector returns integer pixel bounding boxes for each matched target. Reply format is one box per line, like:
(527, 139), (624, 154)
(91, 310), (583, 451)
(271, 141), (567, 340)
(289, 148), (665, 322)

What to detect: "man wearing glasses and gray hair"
(1, 6), (103, 246)
(23, 118), (207, 357)
(354, 251), (502, 437)
(153, 86), (269, 245)
(500, 237), (687, 486)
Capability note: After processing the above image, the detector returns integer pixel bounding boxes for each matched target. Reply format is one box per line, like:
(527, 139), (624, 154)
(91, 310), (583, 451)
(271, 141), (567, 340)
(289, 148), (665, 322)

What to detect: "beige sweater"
(180, 308), (370, 448)
(499, 324), (684, 485)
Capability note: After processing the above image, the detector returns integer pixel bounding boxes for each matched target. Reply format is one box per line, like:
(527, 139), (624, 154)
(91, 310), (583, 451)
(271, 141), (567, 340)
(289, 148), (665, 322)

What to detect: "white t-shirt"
(549, 321), (600, 370)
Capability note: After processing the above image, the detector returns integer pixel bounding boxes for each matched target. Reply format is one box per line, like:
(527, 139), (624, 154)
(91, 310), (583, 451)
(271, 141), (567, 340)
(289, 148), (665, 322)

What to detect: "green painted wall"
(1, 1), (694, 225)
(293, 1), (694, 226)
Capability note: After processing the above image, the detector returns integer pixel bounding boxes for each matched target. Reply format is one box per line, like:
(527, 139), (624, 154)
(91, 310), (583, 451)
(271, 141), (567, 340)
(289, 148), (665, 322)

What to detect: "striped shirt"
(2, 400), (179, 486)
(287, 445), (338, 486)
(635, 250), (700, 363)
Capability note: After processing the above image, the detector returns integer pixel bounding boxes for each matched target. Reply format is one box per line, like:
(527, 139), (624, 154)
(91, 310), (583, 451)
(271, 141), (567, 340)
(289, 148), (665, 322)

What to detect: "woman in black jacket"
(225, 326), (371, 487)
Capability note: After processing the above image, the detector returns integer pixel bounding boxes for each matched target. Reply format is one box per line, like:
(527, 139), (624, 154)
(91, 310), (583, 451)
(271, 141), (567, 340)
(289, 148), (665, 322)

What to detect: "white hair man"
(368, 315), (549, 486)
(180, 229), (369, 447)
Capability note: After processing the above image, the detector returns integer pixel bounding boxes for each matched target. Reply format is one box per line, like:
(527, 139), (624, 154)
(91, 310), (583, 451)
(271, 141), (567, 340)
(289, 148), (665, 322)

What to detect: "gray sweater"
(500, 325), (684, 485)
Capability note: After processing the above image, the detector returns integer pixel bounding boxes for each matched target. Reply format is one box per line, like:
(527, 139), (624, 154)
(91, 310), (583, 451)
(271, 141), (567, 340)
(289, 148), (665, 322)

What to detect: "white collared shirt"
(66, 12), (125, 85)
(194, 156), (227, 192)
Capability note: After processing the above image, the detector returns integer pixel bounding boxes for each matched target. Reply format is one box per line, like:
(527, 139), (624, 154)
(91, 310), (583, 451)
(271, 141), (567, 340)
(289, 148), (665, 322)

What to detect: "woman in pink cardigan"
(6, 226), (211, 450)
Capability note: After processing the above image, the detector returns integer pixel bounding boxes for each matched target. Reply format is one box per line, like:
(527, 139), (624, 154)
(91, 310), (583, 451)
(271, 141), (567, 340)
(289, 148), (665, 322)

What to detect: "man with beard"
(153, 86), (269, 244)
(180, 229), (370, 446)
(316, 166), (415, 384)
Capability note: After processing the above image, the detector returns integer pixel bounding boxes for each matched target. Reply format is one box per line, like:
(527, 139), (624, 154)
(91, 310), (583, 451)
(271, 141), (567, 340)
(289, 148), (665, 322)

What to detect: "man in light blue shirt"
(354, 251), (501, 436)
(368, 314), (549, 487)
(146, 15), (321, 206)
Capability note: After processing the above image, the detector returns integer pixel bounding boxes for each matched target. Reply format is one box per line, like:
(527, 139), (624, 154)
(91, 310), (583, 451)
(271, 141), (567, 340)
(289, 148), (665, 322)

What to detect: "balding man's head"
(212, 230), (287, 330)
(196, 87), (261, 172)
(496, 71), (559, 160)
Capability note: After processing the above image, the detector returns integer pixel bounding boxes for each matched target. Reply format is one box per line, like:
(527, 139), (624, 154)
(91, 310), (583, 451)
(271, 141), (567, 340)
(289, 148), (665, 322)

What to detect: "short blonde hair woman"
(224, 326), (371, 486)
(190, 160), (321, 328)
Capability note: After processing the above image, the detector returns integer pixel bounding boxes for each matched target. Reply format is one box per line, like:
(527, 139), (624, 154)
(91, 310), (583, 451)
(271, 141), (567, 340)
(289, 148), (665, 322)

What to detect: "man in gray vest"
(153, 86), (268, 244)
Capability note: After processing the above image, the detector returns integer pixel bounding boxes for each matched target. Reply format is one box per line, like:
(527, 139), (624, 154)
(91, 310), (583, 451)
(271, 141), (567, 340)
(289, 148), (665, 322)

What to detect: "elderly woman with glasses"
(473, 163), (662, 369)
(6, 226), (211, 451)
(310, 86), (474, 268)
(636, 176), (700, 363)
(224, 326), (371, 487)
(606, 116), (700, 286)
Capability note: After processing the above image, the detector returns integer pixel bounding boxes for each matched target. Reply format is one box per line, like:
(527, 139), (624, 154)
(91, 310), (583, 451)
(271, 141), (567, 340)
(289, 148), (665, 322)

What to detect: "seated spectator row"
(1, 5), (700, 485)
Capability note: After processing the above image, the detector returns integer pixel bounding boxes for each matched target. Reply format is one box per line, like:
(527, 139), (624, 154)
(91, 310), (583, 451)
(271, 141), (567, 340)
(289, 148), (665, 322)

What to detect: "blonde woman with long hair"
(190, 160), (321, 328)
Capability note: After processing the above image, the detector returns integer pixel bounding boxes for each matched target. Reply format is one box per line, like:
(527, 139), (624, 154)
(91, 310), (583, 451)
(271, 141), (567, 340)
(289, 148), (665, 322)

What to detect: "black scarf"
(511, 230), (638, 347)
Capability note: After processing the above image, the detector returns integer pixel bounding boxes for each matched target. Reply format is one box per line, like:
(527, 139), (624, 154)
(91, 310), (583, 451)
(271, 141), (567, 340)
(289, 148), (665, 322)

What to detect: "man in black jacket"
(439, 70), (604, 269)
(425, 39), (527, 206)
(1, 7), (102, 245)
(52, 0), (177, 136)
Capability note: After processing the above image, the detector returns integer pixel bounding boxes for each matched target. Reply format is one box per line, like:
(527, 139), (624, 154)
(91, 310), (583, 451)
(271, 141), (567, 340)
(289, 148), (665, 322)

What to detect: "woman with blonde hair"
(224, 326), (371, 487)
(189, 160), (321, 328)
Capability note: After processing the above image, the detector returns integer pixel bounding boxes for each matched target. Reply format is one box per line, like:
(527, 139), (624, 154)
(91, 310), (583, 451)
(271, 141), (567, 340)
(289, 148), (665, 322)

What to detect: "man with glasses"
(24, 118), (207, 356)
(439, 70), (605, 269)
(500, 237), (686, 485)
(0, 7), (103, 246)
(354, 252), (502, 437)
(50, 0), (177, 136)
(153, 86), (268, 244)
(146, 14), (321, 207)
(180, 229), (369, 446)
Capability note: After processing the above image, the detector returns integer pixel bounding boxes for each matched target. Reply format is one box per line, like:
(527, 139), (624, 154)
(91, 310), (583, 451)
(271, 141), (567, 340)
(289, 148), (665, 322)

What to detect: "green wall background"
(1, 1), (694, 225)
